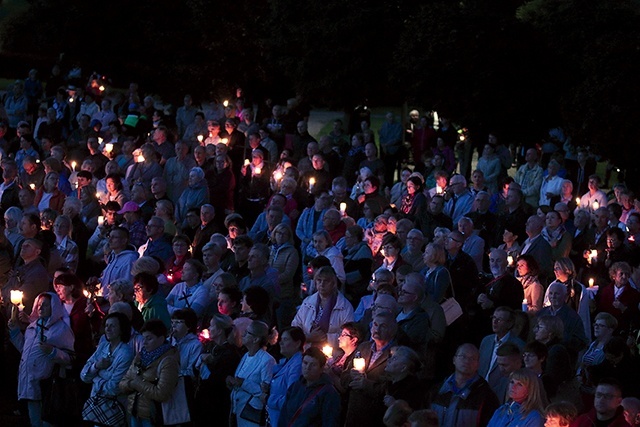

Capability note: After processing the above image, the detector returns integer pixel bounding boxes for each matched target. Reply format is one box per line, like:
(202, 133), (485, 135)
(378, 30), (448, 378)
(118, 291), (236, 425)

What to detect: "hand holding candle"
(353, 356), (366, 372)
(322, 345), (333, 358)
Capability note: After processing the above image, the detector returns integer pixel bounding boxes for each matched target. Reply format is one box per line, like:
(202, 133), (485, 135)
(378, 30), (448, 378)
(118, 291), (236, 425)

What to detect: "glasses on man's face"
(134, 286), (143, 293)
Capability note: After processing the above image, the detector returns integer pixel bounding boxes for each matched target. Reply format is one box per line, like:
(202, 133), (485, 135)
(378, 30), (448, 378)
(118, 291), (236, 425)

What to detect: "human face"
(315, 274), (337, 298)
(217, 293), (235, 315)
(381, 243), (398, 260)
(247, 248), (266, 271)
(548, 286), (566, 308)
(173, 240), (189, 257)
(594, 385), (622, 417)
(105, 209), (118, 225)
(502, 229), (516, 244)
(489, 252), (507, 277)
(522, 352), (541, 370)
(104, 317), (122, 343)
(54, 282), (73, 302)
(370, 316), (394, 343)
(553, 263), (570, 282)
(516, 260), (530, 277)
(449, 178), (465, 195)
(208, 318), (221, 341)
(546, 212), (562, 229)
(491, 310), (511, 336)
(613, 269), (630, 288)
(20, 239), (40, 260)
(302, 355), (323, 382)
(385, 351), (407, 376)
(338, 329), (357, 351)
(106, 178), (117, 194)
(233, 244), (250, 262)
(134, 283), (151, 304)
(534, 321), (551, 343)
(406, 180), (417, 195)
(171, 318), (189, 339)
(508, 378), (529, 403)
(453, 348), (479, 376)
(44, 173), (58, 192)
(142, 331), (165, 352)
(146, 219), (164, 238)
(273, 228), (289, 246)
(35, 296), (52, 319)
(593, 319), (614, 339)
(181, 262), (198, 284)
(607, 233), (621, 250)
(363, 180), (376, 195)
(279, 331), (300, 359)
(397, 284), (417, 307)
(312, 236), (329, 253)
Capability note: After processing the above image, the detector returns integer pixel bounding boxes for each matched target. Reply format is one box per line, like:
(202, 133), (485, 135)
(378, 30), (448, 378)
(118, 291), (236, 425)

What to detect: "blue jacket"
(487, 401), (545, 427)
(278, 373), (340, 427)
(431, 374), (499, 427)
(267, 352), (303, 426)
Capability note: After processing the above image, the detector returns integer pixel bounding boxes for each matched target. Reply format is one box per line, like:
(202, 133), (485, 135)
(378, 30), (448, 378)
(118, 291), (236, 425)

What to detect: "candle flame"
(322, 345), (333, 358)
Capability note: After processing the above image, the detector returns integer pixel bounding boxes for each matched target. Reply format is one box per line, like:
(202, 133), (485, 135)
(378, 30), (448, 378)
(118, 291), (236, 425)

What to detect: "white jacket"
(292, 291), (354, 348)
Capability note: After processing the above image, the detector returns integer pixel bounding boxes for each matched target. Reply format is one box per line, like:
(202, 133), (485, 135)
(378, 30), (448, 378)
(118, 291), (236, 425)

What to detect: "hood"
(30, 291), (69, 328)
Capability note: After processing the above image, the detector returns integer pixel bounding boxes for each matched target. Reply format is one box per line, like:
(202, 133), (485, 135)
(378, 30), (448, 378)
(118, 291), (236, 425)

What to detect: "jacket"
(9, 292), (74, 400)
(292, 291), (354, 348)
(278, 373), (341, 427)
(176, 180), (209, 226)
(571, 407), (629, 427)
(267, 351), (303, 426)
(431, 374), (500, 427)
(172, 333), (202, 378)
(81, 340), (134, 405)
(269, 242), (300, 299)
(487, 401), (545, 427)
(119, 345), (180, 421)
(138, 292), (172, 329)
(102, 249), (139, 292)
(343, 241), (374, 298)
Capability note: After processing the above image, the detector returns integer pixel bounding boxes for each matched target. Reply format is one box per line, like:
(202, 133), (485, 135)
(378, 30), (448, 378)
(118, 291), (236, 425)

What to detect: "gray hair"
(108, 279), (135, 301)
(190, 167), (205, 181)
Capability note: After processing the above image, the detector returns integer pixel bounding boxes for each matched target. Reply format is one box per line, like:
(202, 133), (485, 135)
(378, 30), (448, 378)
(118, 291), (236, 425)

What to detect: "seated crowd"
(2, 71), (640, 427)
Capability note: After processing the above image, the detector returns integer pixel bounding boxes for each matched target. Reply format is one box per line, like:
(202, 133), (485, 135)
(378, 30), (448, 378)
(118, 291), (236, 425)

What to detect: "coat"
(278, 374), (341, 427)
(81, 340), (134, 405)
(431, 374), (500, 427)
(119, 345), (180, 421)
(487, 401), (545, 427)
(269, 243), (300, 300)
(231, 349), (276, 427)
(292, 291), (354, 348)
(478, 331), (526, 389)
(267, 351), (303, 426)
(9, 292), (74, 400)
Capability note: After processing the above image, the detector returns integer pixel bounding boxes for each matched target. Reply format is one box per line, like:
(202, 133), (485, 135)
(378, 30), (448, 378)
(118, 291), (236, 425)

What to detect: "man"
(251, 204), (287, 244)
(496, 185), (529, 245)
(20, 156), (45, 190)
(478, 307), (525, 392)
(415, 194), (453, 242)
(443, 174), (474, 226)
(297, 141), (319, 175)
(331, 176), (358, 219)
(359, 142), (385, 186)
(300, 153), (331, 196)
(150, 176), (170, 205)
(491, 343), (523, 404)
(431, 343), (500, 427)
(322, 208), (345, 245)
(62, 197), (90, 268)
(520, 215), (554, 284)
(469, 169), (488, 197)
(87, 201), (121, 264)
(622, 397), (640, 426)
(138, 216), (173, 263)
(228, 234), (253, 282)
(458, 217), (485, 272)
(101, 227), (139, 296)
(53, 215), (79, 273)
(397, 276), (431, 353)
(2, 238), (49, 314)
(238, 243), (279, 303)
(567, 148), (597, 197)
(163, 140), (196, 203)
(176, 94), (197, 138)
(292, 120), (317, 162)
(345, 311), (398, 427)
(515, 148), (544, 208)
(445, 230), (479, 313)
(378, 112), (403, 188)
(577, 174), (608, 213)
(192, 204), (219, 261)
(0, 159), (21, 214)
(573, 379), (628, 426)
(401, 229), (426, 272)
(466, 191), (498, 248)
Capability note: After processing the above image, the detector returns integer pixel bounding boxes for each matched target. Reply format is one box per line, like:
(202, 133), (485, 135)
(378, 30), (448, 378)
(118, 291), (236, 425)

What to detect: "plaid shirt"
(57, 236), (79, 273)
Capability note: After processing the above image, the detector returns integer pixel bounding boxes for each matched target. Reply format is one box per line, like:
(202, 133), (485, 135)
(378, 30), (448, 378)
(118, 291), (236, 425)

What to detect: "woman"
(103, 173), (128, 208)
(516, 255), (544, 313)
(544, 257), (592, 342)
(557, 179), (576, 210)
(476, 143), (501, 194)
(578, 312), (617, 393)
(193, 314), (242, 425)
(266, 326), (305, 426)
(35, 171), (66, 213)
(227, 320), (276, 427)
(176, 167), (209, 227)
(165, 259), (208, 319)
(170, 309), (202, 421)
(342, 225), (374, 303)
(239, 150), (271, 226)
(522, 341), (555, 401)
(534, 315), (573, 400)
(542, 210), (572, 261)
(400, 176), (426, 219)
(235, 286), (273, 341)
(487, 368), (547, 427)
(163, 234), (192, 289)
(499, 227), (522, 267)
(225, 214), (247, 248)
(217, 285), (243, 319)
(329, 322), (362, 376)
(422, 242), (451, 304)
(356, 200), (381, 230)
(53, 273), (101, 372)
(277, 347), (341, 427)
(134, 272), (171, 329)
(107, 278), (144, 331)
(8, 292), (74, 427)
(209, 154), (236, 226)
(595, 261), (640, 336)
(390, 168), (412, 208)
(292, 266), (355, 348)
(267, 223), (298, 327)
(119, 319), (180, 427)
(380, 233), (405, 273)
(80, 312), (134, 422)
(80, 184), (102, 230)
(154, 199), (177, 238)
(308, 230), (346, 285)
(544, 401), (578, 427)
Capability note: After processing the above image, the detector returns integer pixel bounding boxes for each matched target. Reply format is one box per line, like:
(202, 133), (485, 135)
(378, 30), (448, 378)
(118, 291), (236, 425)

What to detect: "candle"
(197, 135), (204, 143)
(36, 159), (40, 163)
(340, 202), (347, 215)
(274, 171), (283, 181)
(99, 85), (105, 92)
(69, 97), (74, 103)
(200, 329), (210, 340)
(576, 197), (580, 205)
(10, 290), (23, 306)
(105, 143), (113, 153)
(322, 345), (333, 358)
(244, 159), (250, 167)
(588, 278), (595, 287)
(71, 161), (77, 171)
(96, 192), (101, 200)
(309, 177), (316, 190)
(223, 100), (229, 107)
(436, 185), (443, 194)
(29, 184), (35, 190)
(137, 154), (145, 163)
(353, 356), (366, 372)
(522, 298), (528, 312)
(592, 201), (599, 210)
(98, 137), (103, 144)
(83, 290), (91, 299)
(98, 216), (104, 226)
(254, 167), (261, 175)
(507, 256), (514, 266)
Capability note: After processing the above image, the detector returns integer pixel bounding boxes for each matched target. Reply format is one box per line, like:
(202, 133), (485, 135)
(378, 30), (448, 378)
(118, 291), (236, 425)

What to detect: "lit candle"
(322, 345), (333, 358)
(436, 185), (443, 194)
(244, 159), (250, 167)
(592, 201), (599, 210)
(71, 161), (77, 171)
(274, 171), (283, 182)
(35, 159), (40, 164)
(353, 356), (366, 372)
(507, 255), (514, 266)
(254, 167), (261, 175)
(29, 184), (35, 190)
(340, 202), (347, 215)
(576, 197), (580, 205)
(137, 154), (145, 163)
(309, 177), (316, 190)
(105, 143), (113, 153)
(197, 135), (204, 143)
(200, 329), (210, 340)
(96, 192), (101, 200)
(69, 97), (74, 103)
(223, 100), (229, 107)
(221, 138), (229, 145)
(10, 290), (23, 306)
(98, 216), (104, 226)
(98, 137), (103, 144)
(522, 298), (528, 312)
(99, 85), (105, 92)
(588, 278), (595, 287)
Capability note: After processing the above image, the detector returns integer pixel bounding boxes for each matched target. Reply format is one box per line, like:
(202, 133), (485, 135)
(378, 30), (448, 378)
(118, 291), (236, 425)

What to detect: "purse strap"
(288, 384), (326, 427)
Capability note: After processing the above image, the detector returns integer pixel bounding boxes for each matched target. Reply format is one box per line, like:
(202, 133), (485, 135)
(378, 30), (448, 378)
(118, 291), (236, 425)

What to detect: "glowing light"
(576, 197), (580, 205)
(507, 256), (514, 266)
(340, 203), (347, 215)
(309, 177), (316, 188)
(71, 161), (77, 171)
(98, 137), (103, 144)
(244, 159), (250, 167)
(98, 216), (104, 226)
(137, 154), (145, 163)
(223, 100), (229, 107)
(29, 184), (35, 190)
(353, 357), (366, 372)
(254, 167), (261, 175)
(221, 138), (228, 145)
(10, 290), (23, 306)
(105, 143), (113, 153)
(99, 85), (105, 92)
(592, 201), (599, 210)
(197, 135), (204, 143)
(588, 278), (595, 287)
(322, 345), (333, 358)
(274, 171), (283, 181)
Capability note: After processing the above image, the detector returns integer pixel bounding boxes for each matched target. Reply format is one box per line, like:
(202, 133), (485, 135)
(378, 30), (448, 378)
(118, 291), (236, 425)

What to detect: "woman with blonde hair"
(487, 368), (547, 426)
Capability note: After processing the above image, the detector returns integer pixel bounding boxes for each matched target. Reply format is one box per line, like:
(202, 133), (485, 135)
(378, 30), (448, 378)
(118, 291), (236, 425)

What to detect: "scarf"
(313, 293), (338, 333)
(139, 342), (172, 368)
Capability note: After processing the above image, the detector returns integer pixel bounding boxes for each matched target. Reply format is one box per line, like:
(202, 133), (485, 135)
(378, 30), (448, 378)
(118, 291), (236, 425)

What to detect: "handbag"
(161, 376), (191, 425)
(240, 400), (266, 425)
(41, 365), (81, 424)
(82, 394), (127, 427)
(438, 270), (463, 326)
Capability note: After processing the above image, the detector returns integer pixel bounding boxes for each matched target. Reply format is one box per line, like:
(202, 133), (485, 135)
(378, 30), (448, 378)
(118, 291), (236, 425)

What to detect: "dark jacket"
(278, 374), (341, 427)
(431, 374), (500, 427)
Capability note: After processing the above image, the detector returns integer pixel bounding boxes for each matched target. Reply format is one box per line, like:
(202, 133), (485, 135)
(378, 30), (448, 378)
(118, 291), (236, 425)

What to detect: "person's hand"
(18, 311), (30, 324)
(95, 357), (113, 370)
(357, 194), (365, 204)
(613, 299), (627, 312)
(477, 293), (493, 310)
(349, 371), (366, 389)
(39, 343), (54, 355)
(225, 376), (235, 389)
(383, 394), (396, 407)
(85, 301), (96, 316)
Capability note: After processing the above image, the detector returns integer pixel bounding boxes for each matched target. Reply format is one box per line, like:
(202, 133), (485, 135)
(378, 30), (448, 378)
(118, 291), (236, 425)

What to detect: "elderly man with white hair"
(444, 174), (474, 225)
(520, 215), (554, 284)
(458, 216), (485, 272)
(401, 229), (425, 272)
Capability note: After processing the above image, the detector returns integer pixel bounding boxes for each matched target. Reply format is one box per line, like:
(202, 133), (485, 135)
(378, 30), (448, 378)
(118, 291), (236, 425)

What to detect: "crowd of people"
(1, 66), (640, 427)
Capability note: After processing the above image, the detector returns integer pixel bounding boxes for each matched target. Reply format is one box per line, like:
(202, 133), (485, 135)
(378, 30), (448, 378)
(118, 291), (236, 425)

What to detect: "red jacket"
(571, 407), (630, 427)
(595, 283), (640, 334)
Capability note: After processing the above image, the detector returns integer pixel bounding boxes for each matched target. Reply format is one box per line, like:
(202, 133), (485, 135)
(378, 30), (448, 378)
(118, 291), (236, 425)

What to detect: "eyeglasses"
(491, 316), (508, 323)
(522, 353), (537, 359)
(339, 332), (354, 339)
(594, 323), (610, 328)
(134, 285), (143, 292)
(447, 236), (463, 243)
(595, 392), (620, 400)
(398, 289), (415, 296)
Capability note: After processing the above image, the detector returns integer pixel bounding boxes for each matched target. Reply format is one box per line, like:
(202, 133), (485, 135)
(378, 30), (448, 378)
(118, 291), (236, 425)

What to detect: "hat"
(117, 201), (139, 214)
